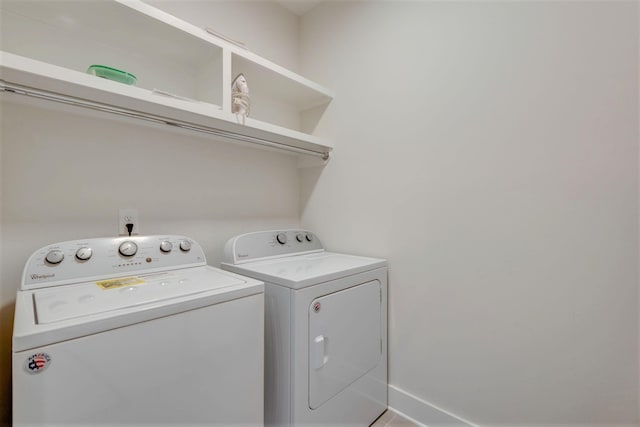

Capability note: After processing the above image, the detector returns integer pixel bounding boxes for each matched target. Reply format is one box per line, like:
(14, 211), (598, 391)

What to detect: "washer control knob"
(75, 247), (93, 261)
(159, 241), (173, 253)
(45, 249), (64, 264)
(305, 233), (314, 242)
(179, 240), (191, 252)
(296, 233), (304, 243)
(276, 233), (287, 245)
(119, 241), (138, 257)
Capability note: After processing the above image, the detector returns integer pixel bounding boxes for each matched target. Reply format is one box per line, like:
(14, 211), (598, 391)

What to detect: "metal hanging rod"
(0, 80), (330, 161)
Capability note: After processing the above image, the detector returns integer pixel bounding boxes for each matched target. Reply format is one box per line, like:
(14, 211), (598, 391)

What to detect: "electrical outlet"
(118, 208), (140, 236)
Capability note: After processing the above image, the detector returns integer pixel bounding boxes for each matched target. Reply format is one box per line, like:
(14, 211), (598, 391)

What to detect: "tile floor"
(370, 409), (419, 427)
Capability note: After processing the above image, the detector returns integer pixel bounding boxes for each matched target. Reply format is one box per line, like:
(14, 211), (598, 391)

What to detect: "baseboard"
(388, 384), (477, 427)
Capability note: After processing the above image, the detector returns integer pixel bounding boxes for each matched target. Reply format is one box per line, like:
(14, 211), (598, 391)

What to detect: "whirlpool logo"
(31, 273), (55, 280)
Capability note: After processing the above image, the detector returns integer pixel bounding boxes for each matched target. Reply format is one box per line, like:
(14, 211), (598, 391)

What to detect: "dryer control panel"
(22, 235), (206, 290)
(223, 229), (323, 264)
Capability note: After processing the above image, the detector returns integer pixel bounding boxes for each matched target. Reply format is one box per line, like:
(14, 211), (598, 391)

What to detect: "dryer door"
(308, 280), (382, 409)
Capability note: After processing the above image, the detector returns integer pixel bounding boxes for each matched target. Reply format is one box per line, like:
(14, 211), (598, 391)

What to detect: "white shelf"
(232, 52), (333, 111)
(0, 52), (333, 158)
(0, 0), (333, 160)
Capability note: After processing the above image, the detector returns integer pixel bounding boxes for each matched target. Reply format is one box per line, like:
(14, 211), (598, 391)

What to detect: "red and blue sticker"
(24, 352), (51, 374)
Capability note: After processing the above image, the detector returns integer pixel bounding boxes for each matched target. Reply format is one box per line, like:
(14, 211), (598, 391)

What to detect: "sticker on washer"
(96, 276), (145, 290)
(25, 352), (51, 374)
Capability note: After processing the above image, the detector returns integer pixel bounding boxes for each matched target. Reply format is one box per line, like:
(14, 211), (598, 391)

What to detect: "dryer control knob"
(119, 241), (138, 257)
(75, 247), (93, 261)
(276, 233), (287, 245)
(160, 241), (173, 253)
(305, 233), (314, 242)
(296, 233), (304, 243)
(45, 249), (64, 264)
(179, 240), (191, 252)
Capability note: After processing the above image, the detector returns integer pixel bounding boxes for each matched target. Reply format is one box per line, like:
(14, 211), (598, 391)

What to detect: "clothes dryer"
(222, 230), (387, 426)
(13, 235), (264, 426)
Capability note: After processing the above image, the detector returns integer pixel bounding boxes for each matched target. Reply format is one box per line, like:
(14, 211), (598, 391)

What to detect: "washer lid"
(222, 252), (387, 289)
(33, 267), (245, 324)
(13, 266), (264, 351)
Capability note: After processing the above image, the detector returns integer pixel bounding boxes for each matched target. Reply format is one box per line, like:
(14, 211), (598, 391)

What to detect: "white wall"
(0, 2), (301, 424)
(300, 2), (639, 426)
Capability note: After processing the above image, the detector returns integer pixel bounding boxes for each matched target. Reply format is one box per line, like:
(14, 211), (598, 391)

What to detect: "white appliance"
(221, 230), (388, 426)
(13, 235), (264, 426)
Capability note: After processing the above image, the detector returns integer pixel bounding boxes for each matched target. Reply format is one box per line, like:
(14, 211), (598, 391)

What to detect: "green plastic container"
(87, 65), (137, 85)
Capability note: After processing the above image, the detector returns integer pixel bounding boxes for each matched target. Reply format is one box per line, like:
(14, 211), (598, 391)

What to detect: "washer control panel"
(22, 235), (205, 290)
(223, 229), (323, 264)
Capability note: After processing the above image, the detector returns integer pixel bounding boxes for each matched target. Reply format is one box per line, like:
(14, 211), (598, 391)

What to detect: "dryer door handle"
(312, 335), (329, 370)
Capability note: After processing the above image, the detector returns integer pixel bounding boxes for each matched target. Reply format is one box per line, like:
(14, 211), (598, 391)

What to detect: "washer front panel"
(13, 293), (264, 426)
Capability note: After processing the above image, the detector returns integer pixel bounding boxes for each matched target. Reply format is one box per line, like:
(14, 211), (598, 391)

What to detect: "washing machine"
(221, 229), (388, 426)
(13, 235), (264, 426)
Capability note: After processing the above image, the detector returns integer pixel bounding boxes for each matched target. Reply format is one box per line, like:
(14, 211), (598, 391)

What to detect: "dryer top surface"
(222, 251), (387, 289)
